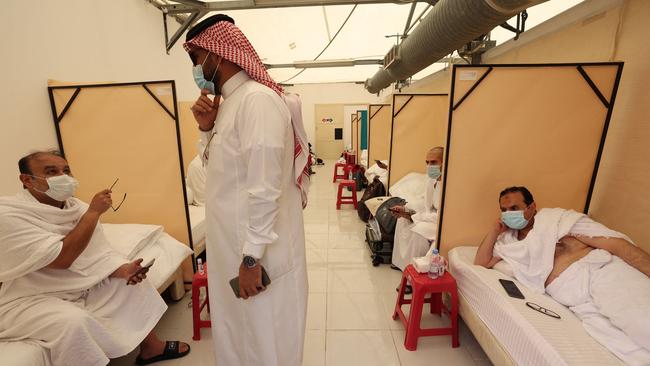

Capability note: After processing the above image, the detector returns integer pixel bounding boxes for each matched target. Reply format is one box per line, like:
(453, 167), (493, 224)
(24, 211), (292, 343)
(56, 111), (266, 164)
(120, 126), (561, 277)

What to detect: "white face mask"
(31, 174), (79, 201)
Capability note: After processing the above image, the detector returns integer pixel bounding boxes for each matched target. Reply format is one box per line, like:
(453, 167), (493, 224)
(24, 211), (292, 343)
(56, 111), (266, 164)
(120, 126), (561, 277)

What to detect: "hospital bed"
(364, 161), (388, 191)
(0, 224), (193, 366)
(448, 246), (624, 366)
(188, 204), (206, 256)
(388, 172), (428, 214)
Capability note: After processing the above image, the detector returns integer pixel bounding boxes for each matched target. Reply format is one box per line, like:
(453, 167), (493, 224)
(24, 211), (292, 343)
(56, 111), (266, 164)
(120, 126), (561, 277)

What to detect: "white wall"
(0, 0), (200, 195)
(0, 1), (388, 195)
(285, 83), (385, 154)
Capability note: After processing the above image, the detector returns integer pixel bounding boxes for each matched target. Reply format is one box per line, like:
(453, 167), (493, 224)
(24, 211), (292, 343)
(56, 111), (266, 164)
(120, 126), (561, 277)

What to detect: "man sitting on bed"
(0, 151), (190, 366)
(391, 147), (444, 275)
(474, 186), (650, 364)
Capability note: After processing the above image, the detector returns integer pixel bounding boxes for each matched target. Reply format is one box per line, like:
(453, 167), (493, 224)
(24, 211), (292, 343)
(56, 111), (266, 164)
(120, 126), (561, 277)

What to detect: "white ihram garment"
(494, 208), (650, 365)
(0, 191), (166, 366)
(391, 178), (441, 271)
(201, 71), (308, 366)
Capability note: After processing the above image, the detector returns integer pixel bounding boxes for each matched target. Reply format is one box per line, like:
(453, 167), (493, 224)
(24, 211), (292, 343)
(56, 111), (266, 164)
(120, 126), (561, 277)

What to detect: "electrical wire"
(279, 4), (358, 84)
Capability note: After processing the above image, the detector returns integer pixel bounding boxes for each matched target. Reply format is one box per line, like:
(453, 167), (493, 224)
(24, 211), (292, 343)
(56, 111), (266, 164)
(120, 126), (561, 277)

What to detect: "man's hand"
(474, 217), (507, 268)
(88, 189), (112, 216)
(493, 218), (508, 235)
(191, 89), (220, 131)
(110, 259), (149, 285)
(238, 262), (265, 300)
(390, 205), (413, 220)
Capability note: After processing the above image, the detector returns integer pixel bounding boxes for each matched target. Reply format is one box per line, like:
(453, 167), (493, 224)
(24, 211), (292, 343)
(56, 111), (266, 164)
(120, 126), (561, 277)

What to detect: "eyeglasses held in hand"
(526, 302), (561, 319)
(109, 178), (127, 212)
(202, 132), (217, 166)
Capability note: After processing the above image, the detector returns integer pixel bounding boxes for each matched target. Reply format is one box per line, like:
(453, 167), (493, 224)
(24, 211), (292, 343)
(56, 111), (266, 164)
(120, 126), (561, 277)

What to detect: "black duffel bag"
(374, 196), (406, 237)
(357, 177), (386, 222)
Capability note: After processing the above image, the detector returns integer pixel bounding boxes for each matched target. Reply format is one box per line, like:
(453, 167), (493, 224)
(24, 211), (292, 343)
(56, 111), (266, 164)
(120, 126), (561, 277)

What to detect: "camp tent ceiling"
(165, 1), (585, 84)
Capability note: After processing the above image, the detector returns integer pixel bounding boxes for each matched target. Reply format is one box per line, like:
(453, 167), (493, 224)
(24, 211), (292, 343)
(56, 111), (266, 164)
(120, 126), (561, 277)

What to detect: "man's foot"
(390, 264), (401, 271)
(136, 341), (190, 365)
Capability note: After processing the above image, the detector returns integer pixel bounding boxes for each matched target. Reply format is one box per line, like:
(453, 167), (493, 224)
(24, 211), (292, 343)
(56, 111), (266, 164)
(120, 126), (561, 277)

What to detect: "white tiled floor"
(110, 161), (491, 366)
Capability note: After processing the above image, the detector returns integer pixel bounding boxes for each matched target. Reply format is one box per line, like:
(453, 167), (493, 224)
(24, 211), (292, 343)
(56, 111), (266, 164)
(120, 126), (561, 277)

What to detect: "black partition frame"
(366, 104), (390, 167)
(436, 62), (625, 249)
(47, 80), (196, 271)
(387, 93), (448, 191)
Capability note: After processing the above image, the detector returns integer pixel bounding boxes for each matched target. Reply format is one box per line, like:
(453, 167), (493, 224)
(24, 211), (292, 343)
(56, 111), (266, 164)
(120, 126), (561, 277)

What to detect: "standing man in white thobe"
(391, 147), (444, 272)
(184, 14), (310, 366)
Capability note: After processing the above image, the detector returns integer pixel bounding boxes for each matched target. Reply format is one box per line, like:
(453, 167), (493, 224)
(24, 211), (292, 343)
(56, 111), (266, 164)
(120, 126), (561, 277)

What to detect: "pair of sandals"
(135, 341), (191, 365)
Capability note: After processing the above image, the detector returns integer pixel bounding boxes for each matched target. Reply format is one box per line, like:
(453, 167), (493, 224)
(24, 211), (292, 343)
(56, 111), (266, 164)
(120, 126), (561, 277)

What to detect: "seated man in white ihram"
(391, 147), (444, 275)
(475, 186), (650, 365)
(0, 151), (190, 366)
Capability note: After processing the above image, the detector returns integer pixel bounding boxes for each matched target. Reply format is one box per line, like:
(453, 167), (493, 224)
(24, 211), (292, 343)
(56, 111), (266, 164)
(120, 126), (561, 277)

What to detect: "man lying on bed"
(0, 151), (190, 366)
(474, 186), (650, 365)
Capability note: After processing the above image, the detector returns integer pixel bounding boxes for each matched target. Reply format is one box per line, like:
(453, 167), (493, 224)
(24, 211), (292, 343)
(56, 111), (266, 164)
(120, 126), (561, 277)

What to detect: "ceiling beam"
(162, 0), (432, 14)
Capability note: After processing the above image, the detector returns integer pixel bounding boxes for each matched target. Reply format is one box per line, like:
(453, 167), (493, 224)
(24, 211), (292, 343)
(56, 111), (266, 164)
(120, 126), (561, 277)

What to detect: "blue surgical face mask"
(192, 53), (221, 95)
(427, 165), (441, 180)
(501, 210), (529, 230)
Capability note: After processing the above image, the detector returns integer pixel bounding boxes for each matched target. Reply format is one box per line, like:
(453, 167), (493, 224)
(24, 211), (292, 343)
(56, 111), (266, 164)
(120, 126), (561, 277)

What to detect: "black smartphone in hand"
(229, 266), (271, 298)
(499, 279), (525, 299)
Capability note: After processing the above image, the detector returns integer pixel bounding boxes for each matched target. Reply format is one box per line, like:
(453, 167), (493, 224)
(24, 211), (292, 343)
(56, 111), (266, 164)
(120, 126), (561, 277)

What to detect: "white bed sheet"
(389, 172), (426, 212)
(449, 246), (623, 366)
(133, 232), (192, 290)
(188, 204), (206, 249)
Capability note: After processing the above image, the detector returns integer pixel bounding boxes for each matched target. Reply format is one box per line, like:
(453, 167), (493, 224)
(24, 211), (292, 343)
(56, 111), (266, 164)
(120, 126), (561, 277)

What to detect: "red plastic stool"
(393, 264), (459, 351)
(192, 263), (211, 341)
(336, 180), (358, 209)
(333, 162), (347, 182)
(345, 153), (356, 165)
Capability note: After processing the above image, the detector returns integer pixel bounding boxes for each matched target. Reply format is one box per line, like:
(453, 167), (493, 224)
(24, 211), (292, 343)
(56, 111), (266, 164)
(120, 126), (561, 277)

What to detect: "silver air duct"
(365, 0), (548, 93)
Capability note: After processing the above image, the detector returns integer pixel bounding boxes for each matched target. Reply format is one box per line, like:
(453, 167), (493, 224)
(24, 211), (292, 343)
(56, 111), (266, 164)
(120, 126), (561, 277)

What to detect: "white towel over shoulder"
(493, 208), (631, 293)
(0, 191), (125, 303)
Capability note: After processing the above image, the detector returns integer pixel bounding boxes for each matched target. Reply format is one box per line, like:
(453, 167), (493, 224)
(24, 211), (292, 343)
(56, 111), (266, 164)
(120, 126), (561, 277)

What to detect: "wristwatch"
(242, 255), (259, 269)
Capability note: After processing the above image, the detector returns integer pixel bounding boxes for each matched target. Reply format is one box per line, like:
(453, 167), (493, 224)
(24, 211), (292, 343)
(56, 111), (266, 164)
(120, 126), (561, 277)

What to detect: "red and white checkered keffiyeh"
(184, 21), (311, 207)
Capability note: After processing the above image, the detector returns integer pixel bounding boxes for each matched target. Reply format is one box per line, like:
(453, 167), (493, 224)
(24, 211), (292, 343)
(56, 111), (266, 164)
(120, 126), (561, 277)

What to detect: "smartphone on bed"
(499, 279), (525, 299)
(229, 266), (271, 298)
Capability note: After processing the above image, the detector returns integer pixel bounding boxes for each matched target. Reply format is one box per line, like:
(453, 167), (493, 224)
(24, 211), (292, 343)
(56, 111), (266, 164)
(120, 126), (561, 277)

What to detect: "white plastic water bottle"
(197, 258), (205, 275)
(429, 248), (440, 279)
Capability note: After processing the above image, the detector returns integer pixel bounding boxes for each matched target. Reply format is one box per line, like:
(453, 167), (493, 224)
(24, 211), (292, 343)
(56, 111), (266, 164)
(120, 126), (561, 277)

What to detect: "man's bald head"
(425, 147), (444, 167)
(18, 150), (66, 177)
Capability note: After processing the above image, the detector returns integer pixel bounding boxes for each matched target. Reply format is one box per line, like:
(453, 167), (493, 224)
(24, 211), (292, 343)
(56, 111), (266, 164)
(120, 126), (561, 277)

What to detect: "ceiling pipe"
(266, 59), (383, 69)
(364, 0), (549, 93)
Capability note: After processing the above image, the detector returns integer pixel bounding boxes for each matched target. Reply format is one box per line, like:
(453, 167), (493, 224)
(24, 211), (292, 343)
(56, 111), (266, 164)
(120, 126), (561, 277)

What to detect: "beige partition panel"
(438, 63), (623, 255)
(48, 81), (193, 253)
(368, 104), (392, 165)
(351, 114), (358, 157)
(388, 94), (448, 189)
(178, 101), (200, 173)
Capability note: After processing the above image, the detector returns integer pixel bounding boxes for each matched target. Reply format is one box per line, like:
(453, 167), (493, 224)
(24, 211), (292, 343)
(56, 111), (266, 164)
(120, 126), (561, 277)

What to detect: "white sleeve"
(237, 92), (289, 259)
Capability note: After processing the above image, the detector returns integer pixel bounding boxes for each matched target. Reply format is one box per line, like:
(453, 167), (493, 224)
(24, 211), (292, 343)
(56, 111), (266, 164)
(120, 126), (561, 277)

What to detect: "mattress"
(448, 246), (623, 366)
(188, 204), (206, 253)
(134, 232), (193, 290)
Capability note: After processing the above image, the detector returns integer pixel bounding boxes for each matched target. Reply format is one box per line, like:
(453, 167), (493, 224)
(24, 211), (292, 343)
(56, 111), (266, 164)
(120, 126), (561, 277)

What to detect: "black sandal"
(135, 341), (191, 365)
